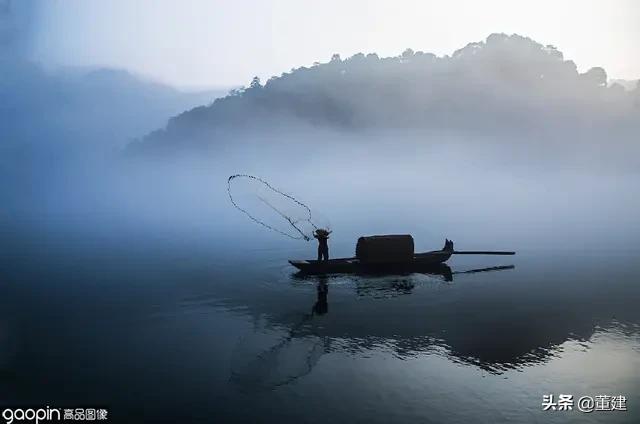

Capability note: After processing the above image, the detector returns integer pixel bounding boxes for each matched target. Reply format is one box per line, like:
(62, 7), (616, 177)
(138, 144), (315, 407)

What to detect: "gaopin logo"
(2, 407), (60, 424)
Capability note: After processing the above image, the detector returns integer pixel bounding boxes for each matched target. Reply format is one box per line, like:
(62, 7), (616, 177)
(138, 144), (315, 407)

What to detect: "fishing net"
(227, 174), (330, 241)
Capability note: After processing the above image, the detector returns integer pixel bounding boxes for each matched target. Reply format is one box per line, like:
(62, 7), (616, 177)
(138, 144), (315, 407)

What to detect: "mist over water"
(1, 4), (639, 420)
(4, 128), (640, 415)
(8, 129), (639, 254)
(3, 93), (640, 420)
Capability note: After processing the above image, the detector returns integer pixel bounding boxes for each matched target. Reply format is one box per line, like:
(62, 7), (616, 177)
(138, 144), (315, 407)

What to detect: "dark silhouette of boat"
(290, 236), (515, 275)
(290, 250), (451, 274)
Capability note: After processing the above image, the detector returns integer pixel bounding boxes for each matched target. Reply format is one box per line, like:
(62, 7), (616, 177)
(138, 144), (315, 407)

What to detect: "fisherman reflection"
(312, 277), (329, 315)
(313, 228), (331, 262)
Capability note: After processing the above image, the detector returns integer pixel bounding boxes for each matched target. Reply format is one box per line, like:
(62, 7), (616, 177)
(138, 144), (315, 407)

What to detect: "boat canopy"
(355, 234), (414, 264)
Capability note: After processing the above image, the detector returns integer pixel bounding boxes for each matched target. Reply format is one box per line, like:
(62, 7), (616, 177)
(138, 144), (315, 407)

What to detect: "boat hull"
(289, 250), (452, 275)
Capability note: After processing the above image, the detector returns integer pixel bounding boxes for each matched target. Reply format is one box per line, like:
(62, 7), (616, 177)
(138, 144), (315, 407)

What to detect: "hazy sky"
(27, 0), (640, 89)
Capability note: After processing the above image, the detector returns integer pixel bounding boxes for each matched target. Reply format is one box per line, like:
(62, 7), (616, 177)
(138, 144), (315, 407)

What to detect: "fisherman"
(313, 228), (331, 262)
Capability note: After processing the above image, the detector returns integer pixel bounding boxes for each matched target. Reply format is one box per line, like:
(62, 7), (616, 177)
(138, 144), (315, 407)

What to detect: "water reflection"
(293, 264), (516, 300)
(4, 236), (639, 423)
(231, 264), (534, 391)
(311, 277), (328, 316)
(230, 280), (330, 391)
(228, 256), (640, 388)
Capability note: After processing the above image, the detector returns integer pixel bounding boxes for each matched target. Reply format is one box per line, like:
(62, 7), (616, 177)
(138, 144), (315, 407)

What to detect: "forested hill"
(132, 33), (640, 151)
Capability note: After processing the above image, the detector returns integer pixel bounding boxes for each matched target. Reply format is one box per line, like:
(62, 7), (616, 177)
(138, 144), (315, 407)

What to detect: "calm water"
(1, 228), (639, 424)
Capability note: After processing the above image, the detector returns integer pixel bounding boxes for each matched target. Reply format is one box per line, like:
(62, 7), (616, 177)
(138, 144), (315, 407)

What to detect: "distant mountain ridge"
(132, 33), (640, 152)
(0, 63), (227, 152)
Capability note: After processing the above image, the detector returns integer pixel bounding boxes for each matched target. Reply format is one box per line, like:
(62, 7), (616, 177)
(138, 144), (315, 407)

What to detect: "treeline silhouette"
(133, 33), (640, 151)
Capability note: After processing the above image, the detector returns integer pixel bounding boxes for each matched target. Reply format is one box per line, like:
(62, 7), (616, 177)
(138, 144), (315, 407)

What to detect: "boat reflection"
(231, 264), (520, 391)
(289, 264), (553, 375)
(230, 259), (639, 391)
(294, 264), (515, 298)
(294, 263), (455, 283)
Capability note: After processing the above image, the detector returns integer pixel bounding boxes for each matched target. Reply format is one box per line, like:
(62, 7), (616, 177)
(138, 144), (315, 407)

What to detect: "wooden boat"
(289, 236), (515, 275)
(289, 249), (455, 275)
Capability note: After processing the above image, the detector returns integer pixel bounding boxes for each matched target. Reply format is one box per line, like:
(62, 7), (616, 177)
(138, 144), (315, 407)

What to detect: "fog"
(4, 5), (640, 423)
(1, 4), (639, 261)
(3, 103), (640, 261)
(5, 128), (639, 259)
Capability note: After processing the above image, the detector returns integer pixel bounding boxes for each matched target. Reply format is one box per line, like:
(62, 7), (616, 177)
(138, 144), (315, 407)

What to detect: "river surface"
(1, 228), (639, 423)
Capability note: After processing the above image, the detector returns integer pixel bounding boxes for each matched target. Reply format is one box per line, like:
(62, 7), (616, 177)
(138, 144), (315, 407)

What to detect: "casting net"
(227, 174), (329, 241)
